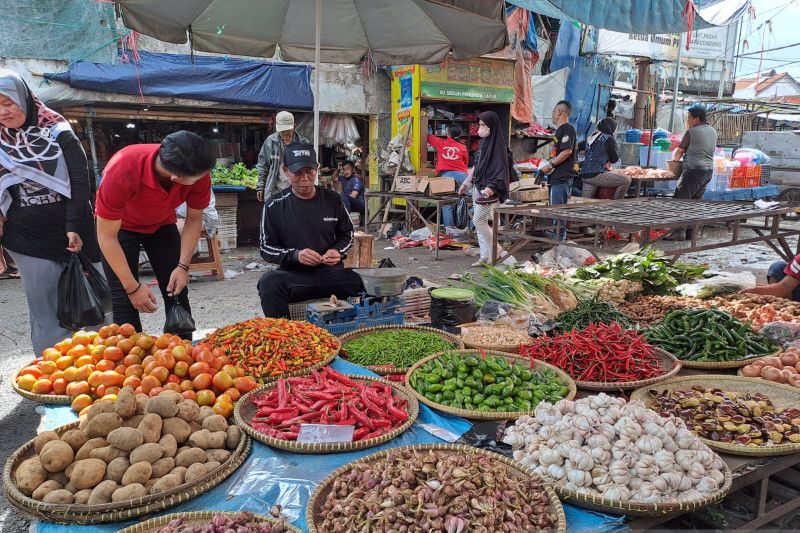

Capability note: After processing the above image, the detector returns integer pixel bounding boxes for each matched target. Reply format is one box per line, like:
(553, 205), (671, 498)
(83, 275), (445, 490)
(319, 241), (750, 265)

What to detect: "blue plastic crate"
(324, 313), (404, 336)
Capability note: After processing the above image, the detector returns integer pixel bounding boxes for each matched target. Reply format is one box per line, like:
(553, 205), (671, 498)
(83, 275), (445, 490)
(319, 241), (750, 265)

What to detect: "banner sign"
(596, 26), (735, 61)
(420, 58), (514, 102)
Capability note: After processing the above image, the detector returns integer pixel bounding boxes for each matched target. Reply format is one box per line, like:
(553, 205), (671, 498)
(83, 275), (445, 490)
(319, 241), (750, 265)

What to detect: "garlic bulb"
(709, 468), (725, 487)
(653, 449), (675, 472)
(568, 448), (594, 471)
(591, 465), (611, 487)
(547, 464), (567, 481)
(594, 423), (617, 443)
(677, 489), (702, 503)
(633, 482), (660, 503)
(675, 428), (696, 450)
(609, 460), (630, 485)
(614, 417), (642, 440)
(557, 399), (575, 415)
(634, 455), (658, 480)
(567, 469), (592, 487)
(557, 442), (574, 459)
(636, 435), (663, 454)
(538, 426), (555, 440)
(539, 447), (562, 466)
(590, 447), (611, 465)
(695, 450), (714, 468)
(586, 434), (611, 451)
(695, 476), (718, 493)
(601, 483), (631, 501)
(687, 463), (706, 480)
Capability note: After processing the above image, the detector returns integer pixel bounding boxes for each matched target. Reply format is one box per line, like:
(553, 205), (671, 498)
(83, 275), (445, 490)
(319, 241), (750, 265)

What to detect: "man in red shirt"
(427, 124), (468, 227)
(95, 131), (215, 337)
(742, 256), (800, 301)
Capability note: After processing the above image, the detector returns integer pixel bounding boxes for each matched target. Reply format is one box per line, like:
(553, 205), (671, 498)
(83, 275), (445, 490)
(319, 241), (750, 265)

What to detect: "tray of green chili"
(338, 325), (463, 375)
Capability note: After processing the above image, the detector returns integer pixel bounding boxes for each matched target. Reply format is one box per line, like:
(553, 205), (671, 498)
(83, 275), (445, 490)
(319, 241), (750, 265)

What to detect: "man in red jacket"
(427, 124), (468, 227)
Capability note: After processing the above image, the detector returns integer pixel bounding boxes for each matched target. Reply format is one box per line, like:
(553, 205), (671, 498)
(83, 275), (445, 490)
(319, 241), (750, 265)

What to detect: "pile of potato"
(14, 386), (242, 506)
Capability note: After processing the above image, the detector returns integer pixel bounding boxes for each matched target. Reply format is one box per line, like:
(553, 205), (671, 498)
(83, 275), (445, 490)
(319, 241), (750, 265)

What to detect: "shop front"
(390, 57), (515, 177)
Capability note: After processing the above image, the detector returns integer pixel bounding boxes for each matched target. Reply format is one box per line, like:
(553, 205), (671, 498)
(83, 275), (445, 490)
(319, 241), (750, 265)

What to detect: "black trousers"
(674, 168), (713, 200)
(102, 224), (192, 338)
(257, 265), (364, 318)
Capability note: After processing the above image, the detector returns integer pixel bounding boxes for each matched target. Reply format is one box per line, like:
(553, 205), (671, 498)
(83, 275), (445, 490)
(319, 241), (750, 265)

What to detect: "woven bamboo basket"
(3, 421), (251, 524)
(571, 348), (682, 392)
(338, 325), (463, 376)
(553, 464), (732, 517)
(404, 350), (576, 421)
(306, 444), (567, 533)
(11, 362), (73, 404)
(631, 375), (800, 457)
(677, 348), (780, 370)
(117, 511), (302, 533)
(458, 322), (532, 353)
(234, 374), (419, 453)
(202, 321), (341, 384)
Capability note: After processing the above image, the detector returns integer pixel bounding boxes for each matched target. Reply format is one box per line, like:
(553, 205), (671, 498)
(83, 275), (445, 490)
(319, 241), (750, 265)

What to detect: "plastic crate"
(322, 313), (404, 336)
(730, 165), (761, 188)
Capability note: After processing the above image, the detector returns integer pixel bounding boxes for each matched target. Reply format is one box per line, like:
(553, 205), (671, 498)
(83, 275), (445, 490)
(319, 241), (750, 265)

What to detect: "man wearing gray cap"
(256, 111), (308, 202)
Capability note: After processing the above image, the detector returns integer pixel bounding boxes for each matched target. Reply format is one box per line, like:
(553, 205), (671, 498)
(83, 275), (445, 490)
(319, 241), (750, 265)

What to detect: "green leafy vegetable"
(211, 163), (258, 189)
(575, 247), (707, 295)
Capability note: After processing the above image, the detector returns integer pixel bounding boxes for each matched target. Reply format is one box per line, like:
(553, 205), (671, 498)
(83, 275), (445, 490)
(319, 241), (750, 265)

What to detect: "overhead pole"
(313, 0), (321, 161)
(669, 34), (683, 132)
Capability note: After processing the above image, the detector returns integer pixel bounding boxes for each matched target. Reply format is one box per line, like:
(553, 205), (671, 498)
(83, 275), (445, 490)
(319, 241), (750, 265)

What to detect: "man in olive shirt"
(666, 105), (718, 240)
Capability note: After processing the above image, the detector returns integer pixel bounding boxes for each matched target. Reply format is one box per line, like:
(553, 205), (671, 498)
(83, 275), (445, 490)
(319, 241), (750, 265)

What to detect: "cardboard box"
(392, 174), (418, 192)
(418, 177), (456, 195)
(515, 177), (541, 190)
(510, 186), (549, 202)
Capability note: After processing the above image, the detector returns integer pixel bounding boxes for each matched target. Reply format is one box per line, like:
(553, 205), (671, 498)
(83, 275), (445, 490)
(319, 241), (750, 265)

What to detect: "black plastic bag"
(164, 298), (196, 335)
(430, 291), (476, 328)
(457, 421), (513, 457)
(454, 198), (469, 229)
(57, 253), (111, 330)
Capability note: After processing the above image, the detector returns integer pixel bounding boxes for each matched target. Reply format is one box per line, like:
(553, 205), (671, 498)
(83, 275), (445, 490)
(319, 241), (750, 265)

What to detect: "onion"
(761, 366), (782, 382)
(751, 359), (766, 369)
(741, 364), (761, 378)
(785, 366), (798, 375)
(761, 357), (783, 368)
(796, 360), (800, 372)
(781, 353), (799, 367)
(781, 369), (795, 382)
(788, 374), (800, 388)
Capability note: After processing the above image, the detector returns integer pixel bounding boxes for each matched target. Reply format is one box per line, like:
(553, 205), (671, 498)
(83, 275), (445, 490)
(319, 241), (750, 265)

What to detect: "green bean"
(343, 330), (455, 367)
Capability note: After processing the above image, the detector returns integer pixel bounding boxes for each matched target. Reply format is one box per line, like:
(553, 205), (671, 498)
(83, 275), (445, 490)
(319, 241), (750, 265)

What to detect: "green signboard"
(420, 82), (514, 103)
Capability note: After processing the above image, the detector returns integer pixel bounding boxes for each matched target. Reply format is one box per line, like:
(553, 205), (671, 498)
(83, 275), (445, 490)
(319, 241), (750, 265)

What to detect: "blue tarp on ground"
(549, 23), (614, 142)
(35, 358), (627, 533)
(49, 51), (314, 109)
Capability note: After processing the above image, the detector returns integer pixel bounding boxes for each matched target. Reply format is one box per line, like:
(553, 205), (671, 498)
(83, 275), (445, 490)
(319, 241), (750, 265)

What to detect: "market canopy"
(48, 51), (314, 109)
(113, 0), (508, 65)
(506, 0), (750, 33)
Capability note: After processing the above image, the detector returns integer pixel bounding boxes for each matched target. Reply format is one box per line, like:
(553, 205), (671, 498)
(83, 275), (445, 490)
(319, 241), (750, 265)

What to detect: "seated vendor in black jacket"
(257, 142), (364, 317)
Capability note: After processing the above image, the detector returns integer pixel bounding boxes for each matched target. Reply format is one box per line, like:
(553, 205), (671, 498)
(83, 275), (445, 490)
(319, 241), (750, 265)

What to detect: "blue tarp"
(35, 357), (627, 533)
(549, 23), (614, 142)
(506, 0), (749, 34)
(49, 51), (313, 110)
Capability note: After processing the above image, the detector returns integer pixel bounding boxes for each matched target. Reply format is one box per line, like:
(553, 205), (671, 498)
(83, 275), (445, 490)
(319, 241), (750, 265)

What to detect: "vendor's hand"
(167, 267), (189, 296)
(604, 162), (613, 171)
(256, 190), (265, 202)
(66, 232), (83, 253)
(458, 183), (468, 195)
(481, 187), (494, 197)
(298, 248), (323, 266)
(322, 249), (341, 265)
(128, 284), (158, 313)
(541, 163), (554, 174)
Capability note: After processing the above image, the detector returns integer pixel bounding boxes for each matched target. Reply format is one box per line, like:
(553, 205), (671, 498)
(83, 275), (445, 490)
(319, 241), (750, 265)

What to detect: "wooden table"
(363, 190), (471, 260)
(491, 198), (800, 264)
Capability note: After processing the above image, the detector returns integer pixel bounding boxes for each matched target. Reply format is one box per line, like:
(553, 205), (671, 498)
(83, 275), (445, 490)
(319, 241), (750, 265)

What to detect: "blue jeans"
(439, 170), (468, 227)
(767, 261), (800, 301)
(549, 179), (573, 241)
(341, 193), (365, 217)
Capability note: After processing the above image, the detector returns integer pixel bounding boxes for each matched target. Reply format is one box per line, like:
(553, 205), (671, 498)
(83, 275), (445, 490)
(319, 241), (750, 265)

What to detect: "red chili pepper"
(517, 322), (662, 382)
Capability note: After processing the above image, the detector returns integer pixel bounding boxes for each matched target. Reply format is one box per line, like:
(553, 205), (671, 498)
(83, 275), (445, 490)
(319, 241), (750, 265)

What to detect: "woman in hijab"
(579, 118), (630, 200)
(0, 69), (103, 355)
(458, 111), (509, 266)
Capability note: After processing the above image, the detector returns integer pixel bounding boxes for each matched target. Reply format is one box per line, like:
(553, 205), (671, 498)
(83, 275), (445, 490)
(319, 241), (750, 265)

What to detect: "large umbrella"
(115, 0), (508, 150)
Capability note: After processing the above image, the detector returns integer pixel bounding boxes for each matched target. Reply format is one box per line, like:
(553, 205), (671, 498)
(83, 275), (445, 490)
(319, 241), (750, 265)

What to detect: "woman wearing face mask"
(458, 111), (509, 266)
(579, 118), (630, 200)
(0, 69), (103, 355)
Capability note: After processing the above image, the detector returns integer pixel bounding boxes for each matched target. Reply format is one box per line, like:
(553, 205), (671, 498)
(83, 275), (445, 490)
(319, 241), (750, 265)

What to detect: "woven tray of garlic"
(502, 394), (732, 515)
